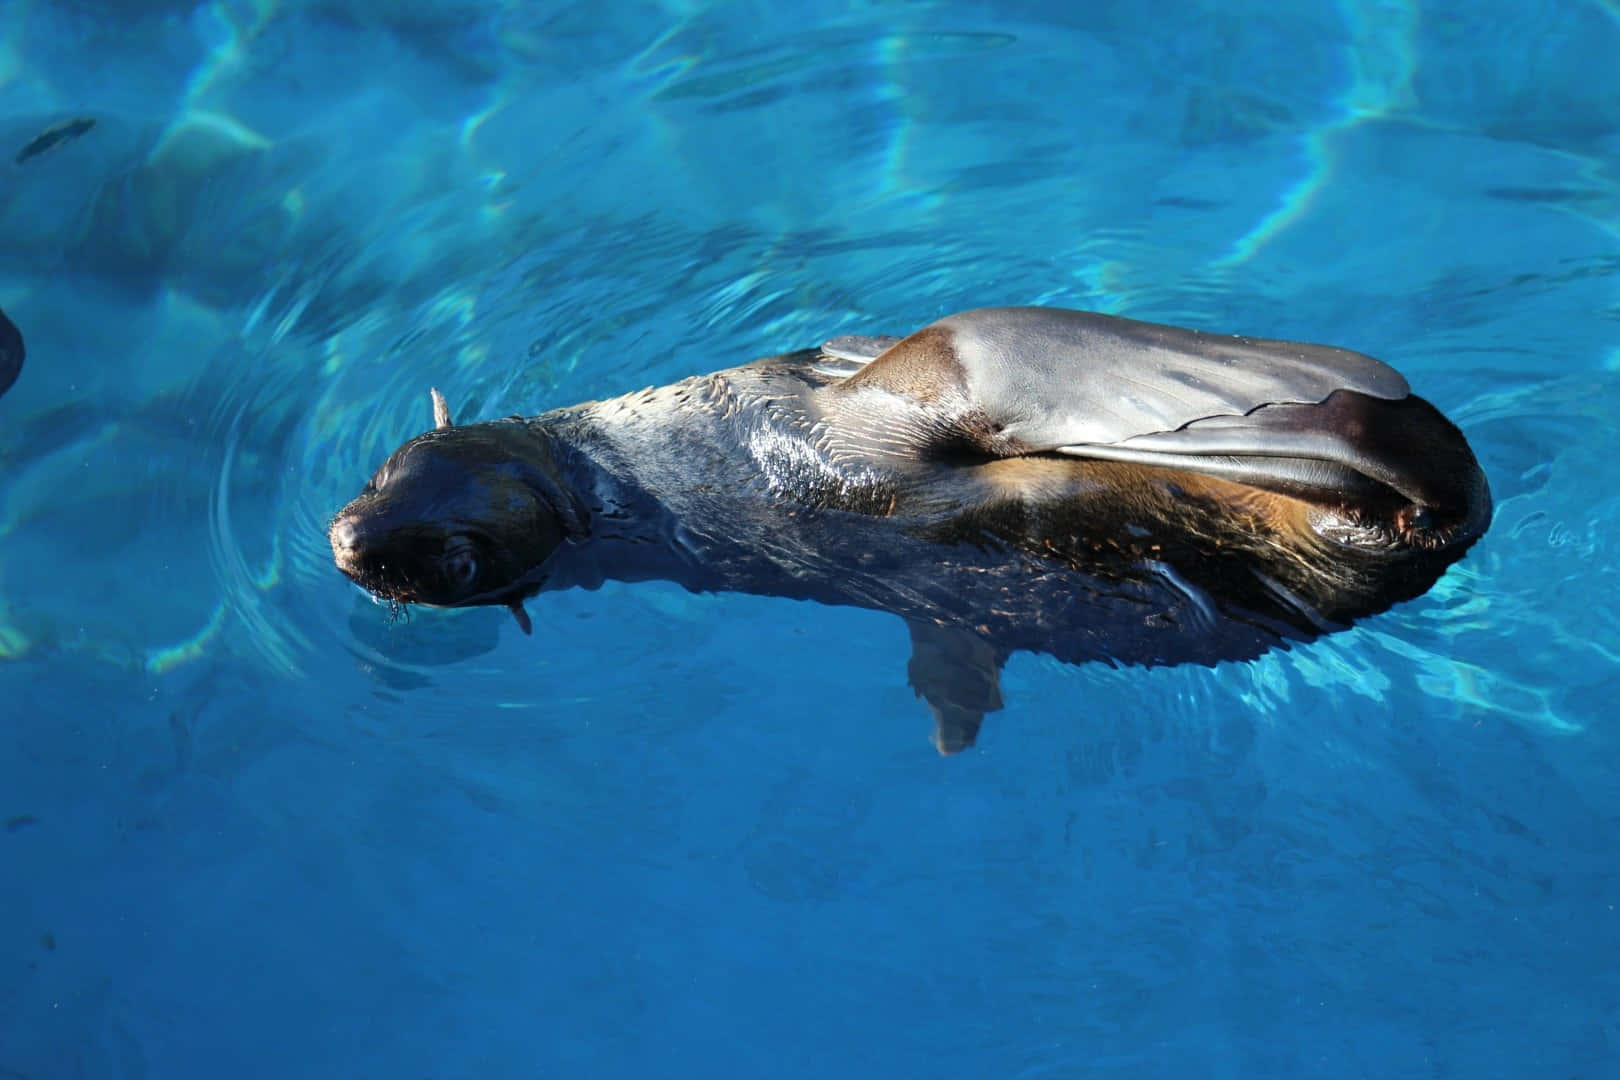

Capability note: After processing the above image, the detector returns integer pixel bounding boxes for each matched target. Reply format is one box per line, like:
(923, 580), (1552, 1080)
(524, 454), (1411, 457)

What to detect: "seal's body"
(331, 307), (1491, 751)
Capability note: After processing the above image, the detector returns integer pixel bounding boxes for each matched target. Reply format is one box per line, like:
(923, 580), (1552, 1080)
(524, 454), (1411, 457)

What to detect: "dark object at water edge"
(0, 307), (23, 399)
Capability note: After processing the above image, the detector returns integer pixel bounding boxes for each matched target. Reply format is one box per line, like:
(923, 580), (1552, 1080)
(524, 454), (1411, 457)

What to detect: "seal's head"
(329, 390), (584, 632)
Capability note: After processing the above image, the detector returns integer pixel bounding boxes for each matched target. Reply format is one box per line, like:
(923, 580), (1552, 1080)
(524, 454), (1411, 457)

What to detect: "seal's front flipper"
(507, 599), (532, 634)
(905, 620), (1006, 755)
(833, 306), (1407, 455)
(0, 306), (23, 400)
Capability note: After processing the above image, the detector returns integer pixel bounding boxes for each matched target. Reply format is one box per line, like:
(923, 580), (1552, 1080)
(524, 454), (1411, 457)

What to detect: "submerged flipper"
(905, 620), (1007, 754)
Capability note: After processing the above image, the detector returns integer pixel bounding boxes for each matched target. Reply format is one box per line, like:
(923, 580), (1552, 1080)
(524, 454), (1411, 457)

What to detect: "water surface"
(1, 1), (1617, 1076)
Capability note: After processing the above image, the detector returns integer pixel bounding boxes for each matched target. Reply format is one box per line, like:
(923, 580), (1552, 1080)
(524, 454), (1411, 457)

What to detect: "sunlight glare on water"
(1, 1), (1617, 1077)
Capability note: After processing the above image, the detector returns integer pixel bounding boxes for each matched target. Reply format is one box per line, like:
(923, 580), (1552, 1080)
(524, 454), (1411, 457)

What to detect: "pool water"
(2, 1), (1617, 1076)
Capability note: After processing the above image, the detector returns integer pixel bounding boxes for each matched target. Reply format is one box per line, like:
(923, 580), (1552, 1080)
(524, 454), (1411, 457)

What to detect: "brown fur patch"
(839, 326), (962, 402)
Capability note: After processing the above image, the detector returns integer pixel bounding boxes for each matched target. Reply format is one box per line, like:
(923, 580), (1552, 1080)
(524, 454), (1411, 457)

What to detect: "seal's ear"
(430, 387), (454, 429)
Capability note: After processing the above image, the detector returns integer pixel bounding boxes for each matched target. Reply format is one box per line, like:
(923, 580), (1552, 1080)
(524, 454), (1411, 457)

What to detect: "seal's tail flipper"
(905, 620), (1006, 754)
(0, 306), (23, 400)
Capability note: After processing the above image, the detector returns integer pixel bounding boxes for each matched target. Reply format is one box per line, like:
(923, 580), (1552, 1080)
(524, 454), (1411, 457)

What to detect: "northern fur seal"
(330, 307), (1491, 752)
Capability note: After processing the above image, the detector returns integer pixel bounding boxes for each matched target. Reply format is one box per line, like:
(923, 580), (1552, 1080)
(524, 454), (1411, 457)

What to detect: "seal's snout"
(329, 516), (360, 557)
(329, 507), (384, 587)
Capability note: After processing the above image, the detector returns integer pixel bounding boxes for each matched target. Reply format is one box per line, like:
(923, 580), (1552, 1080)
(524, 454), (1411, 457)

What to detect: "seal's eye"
(443, 547), (478, 589)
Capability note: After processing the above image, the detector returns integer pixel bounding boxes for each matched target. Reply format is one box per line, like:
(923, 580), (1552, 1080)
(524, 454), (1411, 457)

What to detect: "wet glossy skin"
(330, 309), (1491, 751)
(330, 419), (584, 628)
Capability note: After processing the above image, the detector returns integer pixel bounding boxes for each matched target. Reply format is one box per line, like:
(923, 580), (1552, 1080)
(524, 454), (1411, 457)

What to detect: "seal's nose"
(329, 513), (371, 576)
(330, 516), (358, 552)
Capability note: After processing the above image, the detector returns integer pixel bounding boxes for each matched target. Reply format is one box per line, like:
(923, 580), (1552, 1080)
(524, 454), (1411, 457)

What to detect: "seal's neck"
(519, 403), (729, 595)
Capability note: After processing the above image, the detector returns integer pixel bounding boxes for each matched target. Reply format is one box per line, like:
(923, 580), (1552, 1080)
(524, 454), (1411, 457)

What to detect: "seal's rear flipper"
(1057, 390), (1492, 549)
(905, 620), (1006, 755)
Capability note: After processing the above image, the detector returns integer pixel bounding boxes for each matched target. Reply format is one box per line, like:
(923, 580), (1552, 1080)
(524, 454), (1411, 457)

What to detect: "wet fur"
(520, 355), (1480, 666)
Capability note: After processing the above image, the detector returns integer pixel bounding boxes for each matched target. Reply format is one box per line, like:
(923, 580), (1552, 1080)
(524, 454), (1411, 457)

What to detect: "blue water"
(2, 1), (1618, 1076)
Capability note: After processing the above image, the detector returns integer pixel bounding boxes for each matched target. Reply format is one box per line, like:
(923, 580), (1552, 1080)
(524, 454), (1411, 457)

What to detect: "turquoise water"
(2, 1), (1618, 1076)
